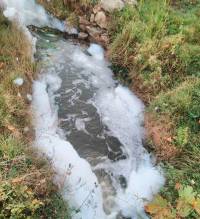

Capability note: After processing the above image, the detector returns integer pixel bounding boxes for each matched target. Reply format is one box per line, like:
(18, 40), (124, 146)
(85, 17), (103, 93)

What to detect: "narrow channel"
(32, 30), (164, 219)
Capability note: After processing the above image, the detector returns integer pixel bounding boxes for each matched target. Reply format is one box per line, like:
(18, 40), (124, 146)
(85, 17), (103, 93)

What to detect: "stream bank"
(0, 13), (70, 219)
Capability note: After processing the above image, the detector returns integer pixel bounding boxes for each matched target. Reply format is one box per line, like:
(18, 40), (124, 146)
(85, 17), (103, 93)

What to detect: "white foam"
(117, 164), (164, 218)
(32, 36), (165, 218)
(2, 0), (65, 31)
(87, 44), (105, 60)
(32, 77), (106, 219)
(13, 77), (24, 86)
(71, 43), (165, 217)
(1, 0), (77, 58)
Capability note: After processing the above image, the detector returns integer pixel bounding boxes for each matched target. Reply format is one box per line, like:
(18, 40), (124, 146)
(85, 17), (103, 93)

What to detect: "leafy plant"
(145, 185), (200, 218)
(0, 183), (44, 218)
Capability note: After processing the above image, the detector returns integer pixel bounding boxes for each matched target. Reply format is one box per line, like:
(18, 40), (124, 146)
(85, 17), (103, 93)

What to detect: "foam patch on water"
(32, 76), (106, 219)
(32, 37), (164, 219)
(1, 0), (66, 31)
(1, 0), (77, 58)
(71, 44), (165, 217)
(87, 44), (105, 60)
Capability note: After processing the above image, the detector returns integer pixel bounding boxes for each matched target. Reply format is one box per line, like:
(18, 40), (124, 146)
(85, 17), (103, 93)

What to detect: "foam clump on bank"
(13, 77), (24, 86)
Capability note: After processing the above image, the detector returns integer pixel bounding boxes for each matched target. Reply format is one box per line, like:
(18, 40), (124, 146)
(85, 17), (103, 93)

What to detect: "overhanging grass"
(37, 0), (98, 20)
(110, 0), (200, 100)
(0, 13), (70, 218)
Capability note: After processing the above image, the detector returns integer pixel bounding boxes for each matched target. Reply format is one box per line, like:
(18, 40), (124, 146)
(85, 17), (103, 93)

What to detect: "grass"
(0, 13), (70, 218)
(37, 0), (98, 20)
(110, 0), (200, 101)
(36, 0), (70, 19)
(108, 0), (200, 217)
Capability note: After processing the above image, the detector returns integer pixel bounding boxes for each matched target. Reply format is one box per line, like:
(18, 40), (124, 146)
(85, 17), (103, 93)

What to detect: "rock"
(100, 33), (109, 46)
(101, 0), (124, 12)
(125, 0), (137, 5)
(95, 11), (107, 29)
(13, 77), (24, 86)
(78, 32), (89, 40)
(93, 5), (102, 14)
(79, 24), (87, 32)
(79, 16), (90, 26)
(23, 126), (30, 133)
(154, 106), (160, 113)
(86, 26), (102, 38)
(90, 14), (95, 23)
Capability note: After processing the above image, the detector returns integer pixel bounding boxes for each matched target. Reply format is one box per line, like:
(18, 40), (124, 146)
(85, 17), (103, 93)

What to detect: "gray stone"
(90, 13), (95, 23)
(101, 0), (124, 12)
(95, 11), (107, 29)
(78, 32), (89, 40)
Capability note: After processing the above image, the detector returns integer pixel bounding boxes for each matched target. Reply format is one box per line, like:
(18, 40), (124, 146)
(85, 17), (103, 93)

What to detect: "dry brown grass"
(145, 113), (180, 161)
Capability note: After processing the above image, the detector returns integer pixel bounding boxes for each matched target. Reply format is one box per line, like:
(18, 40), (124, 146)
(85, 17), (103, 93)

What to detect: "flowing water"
(32, 31), (164, 219)
(1, 1), (165, 218)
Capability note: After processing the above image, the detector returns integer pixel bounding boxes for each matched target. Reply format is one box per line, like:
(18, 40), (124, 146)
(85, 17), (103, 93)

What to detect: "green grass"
(109, 0), (200, 217)
(0, 13), (70, 219)
(37, 0), (98, 20)
(110, 0), (200, 100)
(36, 0), (70, 19)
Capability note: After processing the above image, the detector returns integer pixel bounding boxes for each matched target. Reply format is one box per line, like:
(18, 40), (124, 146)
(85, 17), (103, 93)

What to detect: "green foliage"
(151, 79), (200, 143)
(109, 1), (200, 217)
(146, 185), (200, 218)
(0, 183), (44, 218)
(110, 0), (200, 98)
(176, 126), (189, 146)
(37, 0), (98, 20)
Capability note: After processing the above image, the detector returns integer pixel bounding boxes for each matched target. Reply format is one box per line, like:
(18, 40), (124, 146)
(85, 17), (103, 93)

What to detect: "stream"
(32, 31), (164, 219)
(1, 1), (164, 218)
